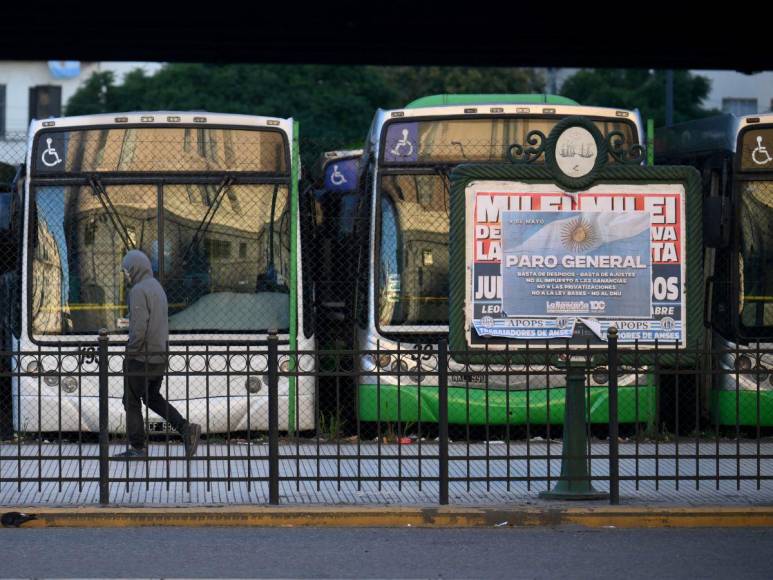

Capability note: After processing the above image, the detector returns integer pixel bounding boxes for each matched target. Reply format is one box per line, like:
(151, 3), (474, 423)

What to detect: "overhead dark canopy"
(2, 3), (770, 72)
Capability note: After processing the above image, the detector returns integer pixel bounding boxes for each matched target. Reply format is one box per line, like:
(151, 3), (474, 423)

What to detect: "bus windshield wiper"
(431, 165), (451, 217)
(88, 176), (135, 252)
(257, 183), (282, 291)
(180, 175), (235, 265)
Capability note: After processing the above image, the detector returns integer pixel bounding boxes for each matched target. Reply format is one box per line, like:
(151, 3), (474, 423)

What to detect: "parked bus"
(656, 113), (773, 426)
(0, 112), (314, 435)
(352, 94), (654, 426)
(308, 149), (363, 349)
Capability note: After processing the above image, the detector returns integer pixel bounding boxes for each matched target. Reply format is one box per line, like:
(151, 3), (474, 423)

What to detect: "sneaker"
(113, 447), (146, 460)
(183, 423), (201, 458)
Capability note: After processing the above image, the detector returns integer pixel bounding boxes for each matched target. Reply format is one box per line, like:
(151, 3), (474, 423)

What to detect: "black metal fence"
(1, 331), (772, 506)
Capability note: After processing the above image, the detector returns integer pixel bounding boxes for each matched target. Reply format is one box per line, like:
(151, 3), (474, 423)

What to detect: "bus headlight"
(26, 360), (41, 374)
(61, 377), (78, 394)
(735, 355), (752, 372)
(390, 359), (408, 373)
(591, 367), (609, 385)
(43, 371), (59, 387)
(245, 376), (262, 394)
(407, 370), (424, 384)
(361, 355), (377, 372)
(752, 365), (769, 382)
(377, 354), (392, 369)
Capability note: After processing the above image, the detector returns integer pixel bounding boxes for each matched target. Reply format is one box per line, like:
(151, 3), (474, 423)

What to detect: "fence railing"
(1, 330), (773, 506)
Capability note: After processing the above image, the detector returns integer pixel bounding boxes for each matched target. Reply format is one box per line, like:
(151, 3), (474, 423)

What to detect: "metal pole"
(647, 119), (655, 167)
(540, 359), (608, 500)
(608, 327), (620, 505)
(98, 328), (109, 506)
(438, 340), (449, 505)
(665, 70), (674, 127)
(268, 330), (279, 505)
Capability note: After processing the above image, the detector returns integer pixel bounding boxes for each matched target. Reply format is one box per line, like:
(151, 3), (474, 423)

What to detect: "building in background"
(549, 68), (772, 118)
(0, 61), (162, 167)
(699, 70), (773, 115)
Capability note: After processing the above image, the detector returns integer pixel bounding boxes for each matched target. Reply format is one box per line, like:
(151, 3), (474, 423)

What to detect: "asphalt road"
(1, 527), (771, 579)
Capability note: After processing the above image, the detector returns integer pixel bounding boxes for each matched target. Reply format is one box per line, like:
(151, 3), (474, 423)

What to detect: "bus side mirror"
(703, 197), (729, 248)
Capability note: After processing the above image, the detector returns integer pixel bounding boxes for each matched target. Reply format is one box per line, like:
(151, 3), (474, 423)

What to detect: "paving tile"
(1, 441), (772, 506)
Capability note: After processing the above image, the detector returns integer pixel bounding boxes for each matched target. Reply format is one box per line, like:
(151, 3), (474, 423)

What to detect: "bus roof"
(28, 111), (293, 136)
(655, 113), (773, 158)
(655, 114), (740, 157)
(321, 149), (363, 161)
(368, 103), (643, 152)
(405, 94), (579, 108)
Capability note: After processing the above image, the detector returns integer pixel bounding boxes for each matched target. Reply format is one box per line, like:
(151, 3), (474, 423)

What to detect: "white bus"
(657, 113), (773, 427)
(353, 94), (653, 426)
(0, 112), (314, 434)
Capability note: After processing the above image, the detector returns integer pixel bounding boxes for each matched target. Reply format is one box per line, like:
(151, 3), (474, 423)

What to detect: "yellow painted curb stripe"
(6, 506), (773, 529)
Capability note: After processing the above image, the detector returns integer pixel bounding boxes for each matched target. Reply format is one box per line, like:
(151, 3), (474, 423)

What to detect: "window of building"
(722, 98), (758, 116)
(204, 238), (231, 260)
(29, 85), (62, 123)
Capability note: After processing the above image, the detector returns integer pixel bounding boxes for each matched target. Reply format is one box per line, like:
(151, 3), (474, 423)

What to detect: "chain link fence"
(0, 130), (772, 506)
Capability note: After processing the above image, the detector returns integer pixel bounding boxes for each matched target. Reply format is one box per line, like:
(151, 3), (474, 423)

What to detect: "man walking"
(114, 249), (201, 459)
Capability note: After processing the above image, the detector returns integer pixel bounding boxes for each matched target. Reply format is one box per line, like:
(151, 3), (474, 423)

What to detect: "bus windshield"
(739, 179), (773, 330)
(378, 173), (449, 328)
(376, 116), (637, 331)
(381, 117), (635, 164)
(33, 127), (287, 175)
(31, 182), (291, 336)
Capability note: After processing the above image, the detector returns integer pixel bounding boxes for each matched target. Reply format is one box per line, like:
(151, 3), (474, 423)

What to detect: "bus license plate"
(146, 421), (171, 432)
(450, 373), (485, 384)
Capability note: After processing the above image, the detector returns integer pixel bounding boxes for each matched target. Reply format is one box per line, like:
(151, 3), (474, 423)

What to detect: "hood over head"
(122, 250), (153, 286)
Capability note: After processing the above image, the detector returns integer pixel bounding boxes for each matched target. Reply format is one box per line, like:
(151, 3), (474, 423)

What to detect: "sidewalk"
(2, 441), (772, 508)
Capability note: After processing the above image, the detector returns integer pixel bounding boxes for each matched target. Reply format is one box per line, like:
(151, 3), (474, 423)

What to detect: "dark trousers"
(123, 359), (186, 449)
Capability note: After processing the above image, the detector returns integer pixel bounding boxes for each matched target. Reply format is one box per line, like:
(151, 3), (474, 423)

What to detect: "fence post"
(268, 330), (279, 505)
(438, 339), (449, 505)
(98, 328), (109, 506)
(608, 326), (620, 505)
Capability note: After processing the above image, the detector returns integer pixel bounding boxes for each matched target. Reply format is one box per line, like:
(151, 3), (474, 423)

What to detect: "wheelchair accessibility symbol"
(330, 164), (347, 186)
(390, 129), (414, 157)
(41, 138), (63, 168)
(752, 136), (773, 166)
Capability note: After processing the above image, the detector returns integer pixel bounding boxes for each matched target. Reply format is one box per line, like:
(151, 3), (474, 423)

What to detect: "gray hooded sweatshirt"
(122, 250), (169, 365)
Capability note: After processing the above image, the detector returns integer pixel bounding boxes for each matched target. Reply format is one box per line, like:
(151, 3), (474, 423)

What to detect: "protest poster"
(465, 182), (686, 346)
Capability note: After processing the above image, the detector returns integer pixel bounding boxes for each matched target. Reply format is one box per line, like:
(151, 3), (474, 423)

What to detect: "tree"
(66, 63), (545, 156)
(559, 69), (720, 127)
(64, 71), (119, 116)
(378, 66), (545, 107)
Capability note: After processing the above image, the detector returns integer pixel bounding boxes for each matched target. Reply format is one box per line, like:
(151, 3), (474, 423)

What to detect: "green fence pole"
(540, 360), (608, 500)
(647, 118), (655, 167)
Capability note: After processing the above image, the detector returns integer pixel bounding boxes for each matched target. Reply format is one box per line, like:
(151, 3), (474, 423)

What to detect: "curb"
(4, 505), (773, 529)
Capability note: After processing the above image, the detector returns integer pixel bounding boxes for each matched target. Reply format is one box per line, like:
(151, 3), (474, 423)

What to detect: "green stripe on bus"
(711, 389), (773, 426)
(404, 94), (580, 108)
(357, 383), (657, 425)
(288, 120), (299, 435)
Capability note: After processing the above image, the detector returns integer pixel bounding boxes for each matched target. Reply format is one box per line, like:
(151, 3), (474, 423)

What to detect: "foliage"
(560, 69), (720, 126)
(65, 64), (545, 153)
(319, 411), (345, 440)
(377, 66), (544, 108)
